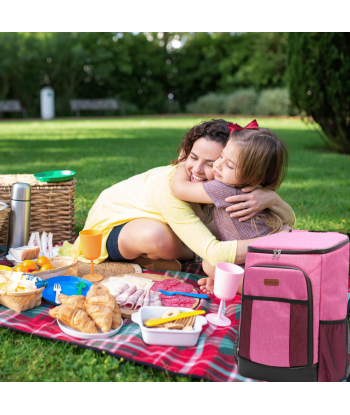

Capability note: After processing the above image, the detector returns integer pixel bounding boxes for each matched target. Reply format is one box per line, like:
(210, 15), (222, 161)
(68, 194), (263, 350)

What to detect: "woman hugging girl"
(171, 120), (290, 294)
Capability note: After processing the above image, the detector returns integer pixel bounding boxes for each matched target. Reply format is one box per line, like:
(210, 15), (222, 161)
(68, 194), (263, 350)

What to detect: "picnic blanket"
(0, 267), (250, 382)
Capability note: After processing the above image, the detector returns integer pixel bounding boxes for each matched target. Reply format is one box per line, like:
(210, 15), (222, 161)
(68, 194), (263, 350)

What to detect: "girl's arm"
(225, 187), (296, 227)
(171, 164), (213, 204)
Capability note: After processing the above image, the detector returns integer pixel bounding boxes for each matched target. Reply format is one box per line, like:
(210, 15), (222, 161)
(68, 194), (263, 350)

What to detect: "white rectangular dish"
(131, 306), (207, 347)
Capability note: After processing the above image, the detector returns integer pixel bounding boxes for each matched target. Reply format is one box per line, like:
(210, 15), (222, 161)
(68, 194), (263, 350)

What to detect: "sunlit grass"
(0, 116), (349, 382)
(1, 116), (349, 233)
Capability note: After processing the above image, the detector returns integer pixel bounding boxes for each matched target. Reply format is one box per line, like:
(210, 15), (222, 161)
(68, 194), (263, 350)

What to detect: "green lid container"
(34, 170), (76, 183)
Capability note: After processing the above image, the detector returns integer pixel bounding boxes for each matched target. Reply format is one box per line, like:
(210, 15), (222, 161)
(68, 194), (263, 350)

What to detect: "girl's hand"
(224, 187), (277, 222)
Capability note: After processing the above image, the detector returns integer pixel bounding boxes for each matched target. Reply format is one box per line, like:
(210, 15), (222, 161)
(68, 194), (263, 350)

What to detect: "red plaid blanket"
(0, 264), (252, 382)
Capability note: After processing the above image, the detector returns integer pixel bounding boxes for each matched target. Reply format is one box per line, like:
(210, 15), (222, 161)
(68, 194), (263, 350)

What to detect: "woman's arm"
(153, 175), (238, 267)
(224, 187), (296, 227)
(171, 164), (213, 204)
(235, 237), (259, 264)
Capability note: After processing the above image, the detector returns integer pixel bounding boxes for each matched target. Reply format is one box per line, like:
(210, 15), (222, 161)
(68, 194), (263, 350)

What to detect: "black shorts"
(106, 223), (130, 262)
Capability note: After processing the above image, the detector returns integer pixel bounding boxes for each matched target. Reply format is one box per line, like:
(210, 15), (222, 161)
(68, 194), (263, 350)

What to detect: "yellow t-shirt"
(71, 165), (237, 266)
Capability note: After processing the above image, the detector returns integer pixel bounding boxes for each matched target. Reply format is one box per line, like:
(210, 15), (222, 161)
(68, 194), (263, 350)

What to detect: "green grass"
(0, 116), (349, 381)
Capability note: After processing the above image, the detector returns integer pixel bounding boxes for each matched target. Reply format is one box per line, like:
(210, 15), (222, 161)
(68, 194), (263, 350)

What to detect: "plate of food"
(49, 284), (122, 340)
(57, 318), (123, 340)
(43, 276), (93, 305)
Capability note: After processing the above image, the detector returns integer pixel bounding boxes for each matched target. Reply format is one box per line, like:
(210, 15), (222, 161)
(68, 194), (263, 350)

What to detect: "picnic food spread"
(49, 284), (122, 334)
(101, 274), (199, 310)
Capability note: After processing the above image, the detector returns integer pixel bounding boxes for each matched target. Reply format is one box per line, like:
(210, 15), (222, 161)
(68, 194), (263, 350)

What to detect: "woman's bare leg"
(118, 219), (194, 260)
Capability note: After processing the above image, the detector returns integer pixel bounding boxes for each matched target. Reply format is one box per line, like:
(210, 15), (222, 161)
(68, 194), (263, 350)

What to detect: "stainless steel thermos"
(6, 182), (31, 254)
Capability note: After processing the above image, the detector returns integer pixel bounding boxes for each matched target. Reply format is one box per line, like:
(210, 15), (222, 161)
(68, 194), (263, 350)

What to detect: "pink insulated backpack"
(234, 230), (350, 382)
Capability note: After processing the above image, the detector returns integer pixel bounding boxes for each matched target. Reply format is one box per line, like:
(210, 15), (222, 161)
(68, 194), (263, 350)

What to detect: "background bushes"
(186, 88), (292, 116)
(255, 88), (291, 116)
(288, 32), (350, 154)
(0, 32), (288, 118)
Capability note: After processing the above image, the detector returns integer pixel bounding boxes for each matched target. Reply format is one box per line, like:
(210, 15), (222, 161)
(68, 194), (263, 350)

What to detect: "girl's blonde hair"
(229, 127), (289, 233)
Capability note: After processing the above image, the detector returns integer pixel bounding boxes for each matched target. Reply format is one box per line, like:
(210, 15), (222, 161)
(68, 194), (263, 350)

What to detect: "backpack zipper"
(272, 249), (282, 259)
(248, 237), (348, 256)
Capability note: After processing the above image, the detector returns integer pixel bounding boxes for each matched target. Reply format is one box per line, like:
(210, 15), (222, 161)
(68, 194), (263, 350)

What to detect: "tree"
(288, 33), (350, 154)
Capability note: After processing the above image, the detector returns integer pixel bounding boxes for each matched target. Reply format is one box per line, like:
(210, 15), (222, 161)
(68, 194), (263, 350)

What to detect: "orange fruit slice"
(40, 263), (54, 272)
(22, 260), (37, 272)
(13, 265), (28, 273)
(37, 256), (51, 267)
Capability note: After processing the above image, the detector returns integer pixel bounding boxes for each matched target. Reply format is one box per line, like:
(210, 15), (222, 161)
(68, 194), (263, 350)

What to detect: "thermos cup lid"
(11, 182), (31, 201)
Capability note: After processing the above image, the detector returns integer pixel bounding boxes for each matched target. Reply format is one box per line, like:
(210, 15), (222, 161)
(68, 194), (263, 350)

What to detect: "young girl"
(171, 120), (289, 294)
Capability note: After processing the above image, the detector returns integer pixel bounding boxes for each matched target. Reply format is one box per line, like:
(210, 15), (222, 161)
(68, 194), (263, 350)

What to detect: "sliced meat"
(143, 290), (150, 307)
(149, 290), (162, 306)
(135, 291), (147, 311)
(115, 285), (137, 306)
(123, 289), (145, 310)
(110, 283), (130, 299)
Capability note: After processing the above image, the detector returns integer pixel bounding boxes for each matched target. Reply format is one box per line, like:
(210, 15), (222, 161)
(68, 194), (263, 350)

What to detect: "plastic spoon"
(158, 289), (208, 299)
(76, 282), (86, 295)
(145, 310), (206, 327)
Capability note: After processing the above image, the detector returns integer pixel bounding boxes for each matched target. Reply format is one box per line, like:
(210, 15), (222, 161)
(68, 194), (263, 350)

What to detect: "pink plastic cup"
(207, 262), (244, 327)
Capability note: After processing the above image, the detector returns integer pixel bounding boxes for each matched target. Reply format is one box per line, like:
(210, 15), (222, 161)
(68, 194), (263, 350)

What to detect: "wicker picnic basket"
(31, 256), (78, 280)
(0, 271), (46, 312)
(0, 175), (76, 244)
(0, 202), (10, 234)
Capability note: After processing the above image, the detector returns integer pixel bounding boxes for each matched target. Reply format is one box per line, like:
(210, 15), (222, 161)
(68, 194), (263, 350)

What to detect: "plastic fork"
(158, 289), (208, 299)
(54, 283), (62, 304)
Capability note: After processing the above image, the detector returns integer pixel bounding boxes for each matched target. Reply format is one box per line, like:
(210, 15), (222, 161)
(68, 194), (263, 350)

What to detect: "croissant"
(110, 295), (122, 329)
(86, 284), (109, 299)
(49, 304), (98, 333)
(85, 285), (115, 333)
(58, 294), (86, 309)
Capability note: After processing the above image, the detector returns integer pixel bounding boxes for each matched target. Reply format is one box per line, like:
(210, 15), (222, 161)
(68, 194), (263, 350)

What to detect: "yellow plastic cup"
(79, 229), (102, 260)
(79, 229), (103, 282)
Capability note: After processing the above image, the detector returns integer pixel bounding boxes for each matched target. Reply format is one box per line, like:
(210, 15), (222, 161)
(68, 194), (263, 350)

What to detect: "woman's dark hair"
(171, 119), (230, 165)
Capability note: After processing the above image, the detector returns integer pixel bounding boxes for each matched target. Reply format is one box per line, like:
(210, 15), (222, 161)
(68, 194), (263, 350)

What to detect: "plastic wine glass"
(79, 230), (103, 282)
(206, 262), (244, 327)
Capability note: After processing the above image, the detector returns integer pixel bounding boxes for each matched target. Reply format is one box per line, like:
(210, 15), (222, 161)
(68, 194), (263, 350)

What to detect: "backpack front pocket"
(239, 265), (313, 368)
(318, 319), (349, 382)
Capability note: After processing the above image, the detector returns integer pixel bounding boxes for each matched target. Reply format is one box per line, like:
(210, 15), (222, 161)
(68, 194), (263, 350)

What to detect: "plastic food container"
(131, 306), (207, 347)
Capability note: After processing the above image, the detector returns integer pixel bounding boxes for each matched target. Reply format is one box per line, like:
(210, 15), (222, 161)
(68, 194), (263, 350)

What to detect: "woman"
(72, 119), (295, 268)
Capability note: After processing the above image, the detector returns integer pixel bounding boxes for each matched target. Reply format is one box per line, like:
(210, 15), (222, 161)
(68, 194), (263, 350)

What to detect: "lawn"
(0, 116), (349, 381)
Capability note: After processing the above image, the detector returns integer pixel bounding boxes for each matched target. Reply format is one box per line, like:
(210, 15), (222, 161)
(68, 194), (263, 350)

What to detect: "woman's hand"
(225, 187), (277, 222)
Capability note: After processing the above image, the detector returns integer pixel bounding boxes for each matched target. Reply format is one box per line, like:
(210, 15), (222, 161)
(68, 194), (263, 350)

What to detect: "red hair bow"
(228, 119), (259, 134)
